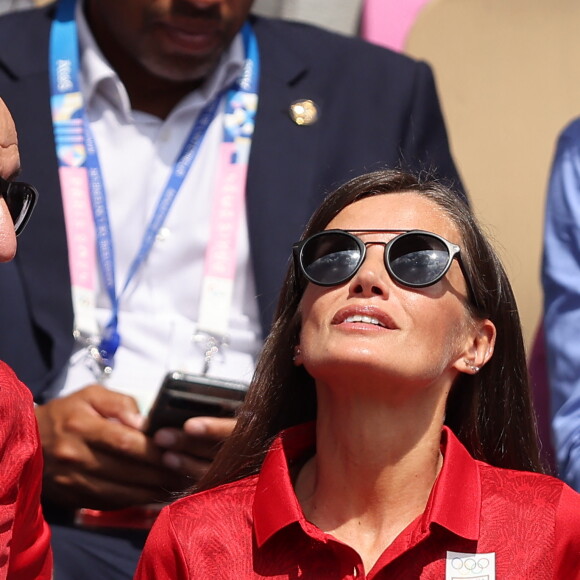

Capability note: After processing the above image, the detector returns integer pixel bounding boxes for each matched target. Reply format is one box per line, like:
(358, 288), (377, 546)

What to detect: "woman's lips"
(332, 306), (398, 330)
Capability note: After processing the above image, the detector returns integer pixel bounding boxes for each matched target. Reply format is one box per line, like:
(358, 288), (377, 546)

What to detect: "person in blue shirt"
(542, 118), (580, 491)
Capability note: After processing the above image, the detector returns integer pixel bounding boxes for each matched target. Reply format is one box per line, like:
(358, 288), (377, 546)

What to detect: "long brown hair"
(197, 170), (543, 492)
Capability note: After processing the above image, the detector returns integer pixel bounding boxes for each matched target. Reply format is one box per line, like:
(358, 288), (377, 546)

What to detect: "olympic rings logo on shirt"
(445, 551), (496, 580)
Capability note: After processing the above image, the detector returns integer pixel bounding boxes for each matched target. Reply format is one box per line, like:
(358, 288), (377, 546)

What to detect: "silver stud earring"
(464, 359), (480, 373)
(293, 346), (301, 362)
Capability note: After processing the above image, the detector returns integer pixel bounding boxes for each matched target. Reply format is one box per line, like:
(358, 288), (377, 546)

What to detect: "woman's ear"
(454, 318), (496, 375)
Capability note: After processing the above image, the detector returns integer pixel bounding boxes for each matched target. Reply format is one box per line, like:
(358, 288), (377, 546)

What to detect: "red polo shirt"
(0, 362), (52, 579)
(135, 423), (580, 579)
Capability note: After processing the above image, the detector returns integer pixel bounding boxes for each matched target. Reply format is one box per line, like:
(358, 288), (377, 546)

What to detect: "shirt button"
(156, 227), (171, 242)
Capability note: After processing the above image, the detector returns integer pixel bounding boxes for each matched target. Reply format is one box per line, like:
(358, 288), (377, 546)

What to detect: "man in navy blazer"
(0, 0), (463, 578)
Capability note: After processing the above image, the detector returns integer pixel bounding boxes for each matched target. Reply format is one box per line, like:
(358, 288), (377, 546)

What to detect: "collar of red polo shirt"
(253, 423), (481, 546)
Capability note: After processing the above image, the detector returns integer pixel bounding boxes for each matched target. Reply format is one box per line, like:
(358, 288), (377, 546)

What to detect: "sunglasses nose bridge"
(347, 240), (393, 295)
(362, 240), (388, 248)
(361, 239), (390, 272)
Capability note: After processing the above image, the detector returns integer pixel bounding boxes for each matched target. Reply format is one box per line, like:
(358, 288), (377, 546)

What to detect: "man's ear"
(453, 318), (496, 375)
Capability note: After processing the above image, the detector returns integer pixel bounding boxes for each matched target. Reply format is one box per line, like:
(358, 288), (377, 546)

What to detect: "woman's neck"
(294, 387), (446, 574)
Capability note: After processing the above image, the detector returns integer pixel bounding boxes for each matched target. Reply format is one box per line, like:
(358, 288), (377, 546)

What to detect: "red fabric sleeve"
(0, 362), (52, 579)
(8, 427), (53, 579)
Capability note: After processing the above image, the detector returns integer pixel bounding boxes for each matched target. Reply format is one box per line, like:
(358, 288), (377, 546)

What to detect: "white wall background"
(252, 0), (362, 35)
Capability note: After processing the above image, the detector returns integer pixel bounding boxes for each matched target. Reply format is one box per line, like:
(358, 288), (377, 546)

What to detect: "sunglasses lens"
(388, 233), (450, 287)
(301, 232), (362, 285)
(3, 182), (36, 235)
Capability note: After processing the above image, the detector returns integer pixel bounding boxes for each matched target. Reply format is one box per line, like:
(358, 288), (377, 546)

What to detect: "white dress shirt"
(51, 5), (262, 414)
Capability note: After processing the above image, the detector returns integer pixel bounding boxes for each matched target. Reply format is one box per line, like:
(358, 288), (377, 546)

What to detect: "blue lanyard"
(50, 0), (260, 371)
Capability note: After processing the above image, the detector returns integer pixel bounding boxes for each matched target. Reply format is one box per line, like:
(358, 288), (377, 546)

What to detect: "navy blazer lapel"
(247, 17), (325, 334)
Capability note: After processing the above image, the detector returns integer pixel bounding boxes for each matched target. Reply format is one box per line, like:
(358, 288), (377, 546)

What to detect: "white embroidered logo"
(445, 551), (495, 580)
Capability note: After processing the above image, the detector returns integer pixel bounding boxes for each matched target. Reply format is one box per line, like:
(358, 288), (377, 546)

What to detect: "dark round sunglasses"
(293, 229), (476, 299)
(0, 176), (38, 236)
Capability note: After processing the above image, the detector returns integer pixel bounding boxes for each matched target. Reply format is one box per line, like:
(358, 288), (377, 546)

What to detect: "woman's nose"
(348, 245), (390, 297)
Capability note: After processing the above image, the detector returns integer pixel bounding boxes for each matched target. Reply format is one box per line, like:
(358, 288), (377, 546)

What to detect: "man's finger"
(153, 416), (236, 459)
(183, 416), (237, 441)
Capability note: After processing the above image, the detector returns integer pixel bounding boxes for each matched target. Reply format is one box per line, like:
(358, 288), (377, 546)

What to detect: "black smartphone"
(143, 371), (247, 436)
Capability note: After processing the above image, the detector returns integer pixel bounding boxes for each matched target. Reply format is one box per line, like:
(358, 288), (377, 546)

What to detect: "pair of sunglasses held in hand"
(0, 176), (38, 236)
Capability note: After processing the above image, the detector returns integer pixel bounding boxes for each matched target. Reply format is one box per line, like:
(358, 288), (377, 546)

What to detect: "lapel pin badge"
(289, 99), (319, 126)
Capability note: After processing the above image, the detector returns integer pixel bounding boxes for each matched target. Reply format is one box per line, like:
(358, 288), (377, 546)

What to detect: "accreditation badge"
(445, 551), (495, 580)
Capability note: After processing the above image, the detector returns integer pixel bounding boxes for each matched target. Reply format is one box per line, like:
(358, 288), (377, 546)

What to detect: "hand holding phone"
(148, 415), (236, 480)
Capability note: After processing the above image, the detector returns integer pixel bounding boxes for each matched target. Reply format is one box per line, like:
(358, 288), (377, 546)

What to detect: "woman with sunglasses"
(135, 170), (580, 579)
(0, 97), (50, 579)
